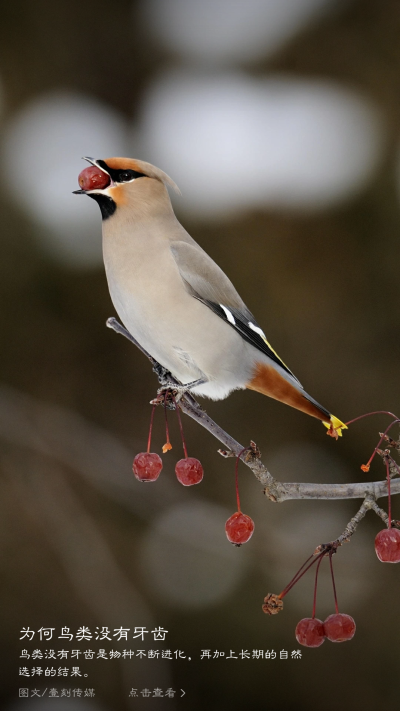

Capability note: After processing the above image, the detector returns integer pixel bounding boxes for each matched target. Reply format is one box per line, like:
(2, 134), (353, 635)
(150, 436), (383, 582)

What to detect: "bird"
(74, 156), (346, 438)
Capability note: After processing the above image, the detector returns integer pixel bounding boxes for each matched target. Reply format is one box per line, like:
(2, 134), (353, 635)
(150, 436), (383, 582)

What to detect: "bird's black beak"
(82, 156), (98, 167)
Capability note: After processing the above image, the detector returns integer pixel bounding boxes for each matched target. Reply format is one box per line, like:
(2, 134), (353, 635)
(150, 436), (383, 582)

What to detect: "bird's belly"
(107, 276), (252, 400)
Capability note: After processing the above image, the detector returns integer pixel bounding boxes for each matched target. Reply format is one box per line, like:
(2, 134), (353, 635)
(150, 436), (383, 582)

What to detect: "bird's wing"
(170, 241), (300, 384)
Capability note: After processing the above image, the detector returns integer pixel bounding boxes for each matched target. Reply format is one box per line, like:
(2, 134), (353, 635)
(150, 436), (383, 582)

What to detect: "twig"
(376, 448), (400, 479)
(317, 496), (376, 550)
(107, 317), (400, 504)
(368, 500), (400, 528)
(370, 500), (390, 526)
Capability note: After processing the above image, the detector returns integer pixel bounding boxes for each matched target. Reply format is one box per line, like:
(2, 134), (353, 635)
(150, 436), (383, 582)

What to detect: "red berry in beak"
(295, 618), (325, 648)
(323, 613), (356, 642)
(78, 166), (110, 191)
(225, 511), (254, 545)
(175, 457), (203, 486)
(133, 452), (163, 482)
(375, 528), (400, 562)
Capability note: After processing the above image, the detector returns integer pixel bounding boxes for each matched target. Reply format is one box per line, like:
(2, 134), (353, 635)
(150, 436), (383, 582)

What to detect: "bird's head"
(74, 157), (180, 219)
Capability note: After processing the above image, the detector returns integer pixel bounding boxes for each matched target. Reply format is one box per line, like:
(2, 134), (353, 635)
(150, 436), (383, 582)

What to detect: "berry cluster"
(295, 613), (356, 647)
(132, 397), (203, 486)
(263, 547), (355, 647)
(294, 554), (355, 647)
(133, 398), (255, 546)
(262, 414), (400, 647)
(133, 401), (400, 639)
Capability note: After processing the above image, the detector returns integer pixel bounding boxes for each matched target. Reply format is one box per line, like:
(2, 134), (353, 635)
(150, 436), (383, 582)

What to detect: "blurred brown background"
(1, 1), (400, 709)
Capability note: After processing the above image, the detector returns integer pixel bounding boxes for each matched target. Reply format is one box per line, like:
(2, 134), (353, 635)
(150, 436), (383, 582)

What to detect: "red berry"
(175, 457), (203, 486)
(323, 613), (356, 642)
(295, 618), (325, 648)
(225, 511), (254, 545)
(78, 166), (110, 191)
(375, 528), (400, 563)
(132, 452), (162, 482)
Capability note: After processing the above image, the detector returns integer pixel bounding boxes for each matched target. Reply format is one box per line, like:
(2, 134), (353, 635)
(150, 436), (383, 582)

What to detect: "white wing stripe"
(248, 321), (266, 339)
(220, 304), (236, 325)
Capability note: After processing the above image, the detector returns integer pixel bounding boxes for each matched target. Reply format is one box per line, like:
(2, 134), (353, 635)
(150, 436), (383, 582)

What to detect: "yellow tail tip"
(323, 416), (348, 439)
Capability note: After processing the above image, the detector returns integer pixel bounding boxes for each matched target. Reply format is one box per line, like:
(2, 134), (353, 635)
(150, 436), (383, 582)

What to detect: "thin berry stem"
(173, 396), (188, 458)
(279, 552), (324, 600)
(329, 553), (339, 614)
(386, 458), (392, 528)
(147, 403), (157, 454)
(312, 555), (324, 619)
(363, 420), (400, 471)
(235, 448), (249, 513)
(164, 398), (171, 450)
(345, 411), (399, 426)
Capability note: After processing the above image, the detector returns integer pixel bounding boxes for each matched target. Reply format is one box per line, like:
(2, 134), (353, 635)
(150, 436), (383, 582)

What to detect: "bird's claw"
(156, 382), (187, 402)
(149, 384), (186, 408)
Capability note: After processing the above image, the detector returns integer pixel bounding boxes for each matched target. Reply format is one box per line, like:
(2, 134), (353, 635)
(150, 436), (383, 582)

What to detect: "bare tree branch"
(321, 495), (375, 549)
(107, 317), (400, 503)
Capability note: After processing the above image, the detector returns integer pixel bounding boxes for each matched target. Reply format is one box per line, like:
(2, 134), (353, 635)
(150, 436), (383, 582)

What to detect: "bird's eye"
(118, 171), (134, 182)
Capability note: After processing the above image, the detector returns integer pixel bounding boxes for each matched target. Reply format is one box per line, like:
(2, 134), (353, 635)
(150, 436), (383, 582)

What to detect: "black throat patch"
(88, 193), (116, 220)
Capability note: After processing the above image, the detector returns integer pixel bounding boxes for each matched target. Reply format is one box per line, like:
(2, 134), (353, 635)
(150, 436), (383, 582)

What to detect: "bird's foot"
(156, 380), (197, 403)
(149, 384), (181, 408)
(152, 378), (207, 406)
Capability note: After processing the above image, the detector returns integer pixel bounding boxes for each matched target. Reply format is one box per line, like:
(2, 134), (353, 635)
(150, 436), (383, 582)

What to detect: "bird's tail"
(247, 361), (347, 438)
(323, 415), (348, 438)
(302, 392), (347, 438)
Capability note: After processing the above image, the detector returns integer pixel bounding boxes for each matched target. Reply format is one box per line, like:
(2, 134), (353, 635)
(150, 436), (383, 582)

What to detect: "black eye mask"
(97, 160), (146, 183)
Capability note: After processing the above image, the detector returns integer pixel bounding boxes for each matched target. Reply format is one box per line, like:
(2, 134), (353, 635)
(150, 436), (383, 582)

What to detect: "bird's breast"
(101, 222), (253, 396)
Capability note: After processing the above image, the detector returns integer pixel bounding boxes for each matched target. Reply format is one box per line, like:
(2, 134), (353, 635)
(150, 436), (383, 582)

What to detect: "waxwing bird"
(74, 156), (346, 437)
